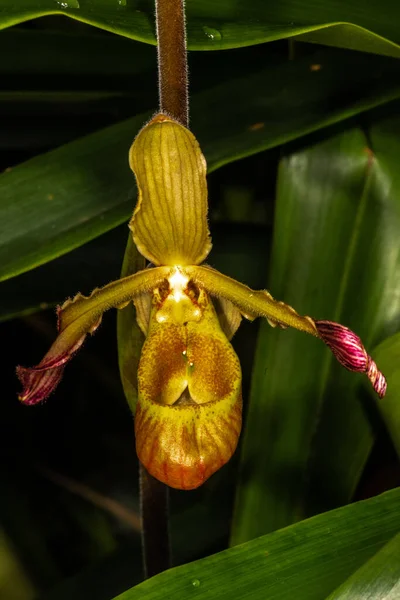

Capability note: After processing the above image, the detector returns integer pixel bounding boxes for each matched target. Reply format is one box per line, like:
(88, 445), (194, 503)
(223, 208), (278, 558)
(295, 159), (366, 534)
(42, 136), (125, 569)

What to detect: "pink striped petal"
(315, 320), (387, 398)
(17, 364), (65, 406)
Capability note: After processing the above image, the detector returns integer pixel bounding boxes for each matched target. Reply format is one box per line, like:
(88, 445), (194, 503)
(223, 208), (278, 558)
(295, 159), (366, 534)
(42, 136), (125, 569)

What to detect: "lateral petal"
(187, 265), (386, 398)
(17, 266), (169, 404)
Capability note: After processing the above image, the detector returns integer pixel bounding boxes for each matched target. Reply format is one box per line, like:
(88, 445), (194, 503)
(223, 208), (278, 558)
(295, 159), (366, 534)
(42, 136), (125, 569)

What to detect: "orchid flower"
(17, 113), (387, 490)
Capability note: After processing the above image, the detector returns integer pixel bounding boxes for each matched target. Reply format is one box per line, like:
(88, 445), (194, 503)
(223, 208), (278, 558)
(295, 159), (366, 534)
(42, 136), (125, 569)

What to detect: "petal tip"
(16, 364), (65, 406)
(315, 320), (368, 371)
(315, 320), (386, 398)
(367, 357), (387, 399)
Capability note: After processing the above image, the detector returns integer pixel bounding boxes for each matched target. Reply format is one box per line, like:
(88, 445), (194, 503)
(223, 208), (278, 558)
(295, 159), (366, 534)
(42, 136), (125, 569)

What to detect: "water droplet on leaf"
(118, 0), (127, 5)
(203, 26), (222, 41)
(192, 579), (200, 587)
(56, 0), (79, 7)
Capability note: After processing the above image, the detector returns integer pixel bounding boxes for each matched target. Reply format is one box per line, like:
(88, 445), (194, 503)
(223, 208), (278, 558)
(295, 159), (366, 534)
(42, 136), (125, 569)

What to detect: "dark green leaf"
(114, 488), (400, 599)
(372, 332), (400, 459)
(0, 28), (155, 77)
(1, 48), (400, 283)
(325, 532), (400, 599)
(232, 125), (400, 543)
(117, 236), (145, 414)
(0, 226), (127, 322)
(0, 29), (158, 151)
(367, 114), (400, 341)
(1, 0), (400, 57)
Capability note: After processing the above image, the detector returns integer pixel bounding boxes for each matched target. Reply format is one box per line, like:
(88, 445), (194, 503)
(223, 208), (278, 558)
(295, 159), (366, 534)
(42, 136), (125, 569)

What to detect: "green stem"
(155, 0), (189, 127)
(139, 464), (171, 578)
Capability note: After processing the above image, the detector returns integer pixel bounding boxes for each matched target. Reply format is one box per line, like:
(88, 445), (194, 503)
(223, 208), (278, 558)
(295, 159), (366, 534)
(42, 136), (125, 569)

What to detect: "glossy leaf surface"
(326, 532), (400, 600)
(1, 48), (400, 283)
(114, 488), (400, 599)
(1, 0), (400, 57)
(232, 125), (400, 544)
(373, 332), (400, 459)
(117, 236), (145, 414)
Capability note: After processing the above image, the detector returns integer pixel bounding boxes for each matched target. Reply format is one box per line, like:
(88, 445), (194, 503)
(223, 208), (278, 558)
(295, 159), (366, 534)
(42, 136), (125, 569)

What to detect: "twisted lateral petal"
(129, 114), (212, 266)
(186, 265), (318, 335)
(17, 364), (65, 407)
(185, 266), (386, 398)
(17, 267), (170, 405)
(315, 321), (387, 398)
(135, 289), (242, 490)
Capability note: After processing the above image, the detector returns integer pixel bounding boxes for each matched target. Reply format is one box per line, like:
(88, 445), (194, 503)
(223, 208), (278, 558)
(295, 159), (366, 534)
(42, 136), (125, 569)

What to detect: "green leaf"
(2, 0), (400, 58)
(1, 47), (400, 283)
(0, 226), (126, 322)
(367, 114), (400, 341)
(232, 125), (400, 544)
(372, 332), (400, 459)
(0, 28), (155, 77)
(0, 28), (158, 151)
(0, 529), (36, 600)
(325, 532), (400, 600)
(117, 235), (145, 414)
(113, 488), (400, 599)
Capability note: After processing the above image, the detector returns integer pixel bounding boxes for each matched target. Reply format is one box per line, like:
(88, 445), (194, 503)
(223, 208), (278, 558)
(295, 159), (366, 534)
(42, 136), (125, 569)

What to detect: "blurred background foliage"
(1, 2), (400, 599)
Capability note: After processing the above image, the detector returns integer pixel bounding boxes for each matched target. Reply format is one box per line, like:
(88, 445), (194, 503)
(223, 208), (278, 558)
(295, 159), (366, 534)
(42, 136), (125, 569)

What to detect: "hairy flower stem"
(138, 0), (189, 579)
(140, 464), (171, 578)
(156, 0), (189, 126)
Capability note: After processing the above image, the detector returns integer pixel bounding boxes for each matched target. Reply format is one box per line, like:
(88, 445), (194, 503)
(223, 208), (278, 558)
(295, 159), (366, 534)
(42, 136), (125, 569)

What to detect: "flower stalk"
(138, 0), (190, 577)
(156, 0), (188, 126)
(139, 466), (171, 579)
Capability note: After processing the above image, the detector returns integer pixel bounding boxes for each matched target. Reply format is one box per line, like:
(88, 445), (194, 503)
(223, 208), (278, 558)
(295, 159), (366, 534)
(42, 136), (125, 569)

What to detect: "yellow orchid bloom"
(17, 113), (386, 490)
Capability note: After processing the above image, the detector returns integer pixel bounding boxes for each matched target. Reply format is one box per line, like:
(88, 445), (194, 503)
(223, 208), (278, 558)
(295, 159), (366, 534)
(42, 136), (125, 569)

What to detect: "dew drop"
(56, 0), (79, 7)
(203, 26), (222, 41)
(192, 579), (200, 587)
(118, 0), (127, 5)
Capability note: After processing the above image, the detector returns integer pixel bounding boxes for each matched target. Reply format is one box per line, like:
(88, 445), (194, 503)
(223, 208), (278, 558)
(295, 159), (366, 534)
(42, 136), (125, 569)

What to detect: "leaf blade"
(232, 125), (400, 544)
(372, 332), (400, 459)
(325, 532), (400, 600)
(113, 488), (400, 600)
(1, 48), (400, 283)
(2, 1), (400, 57)
(117, 235), (146, 414)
